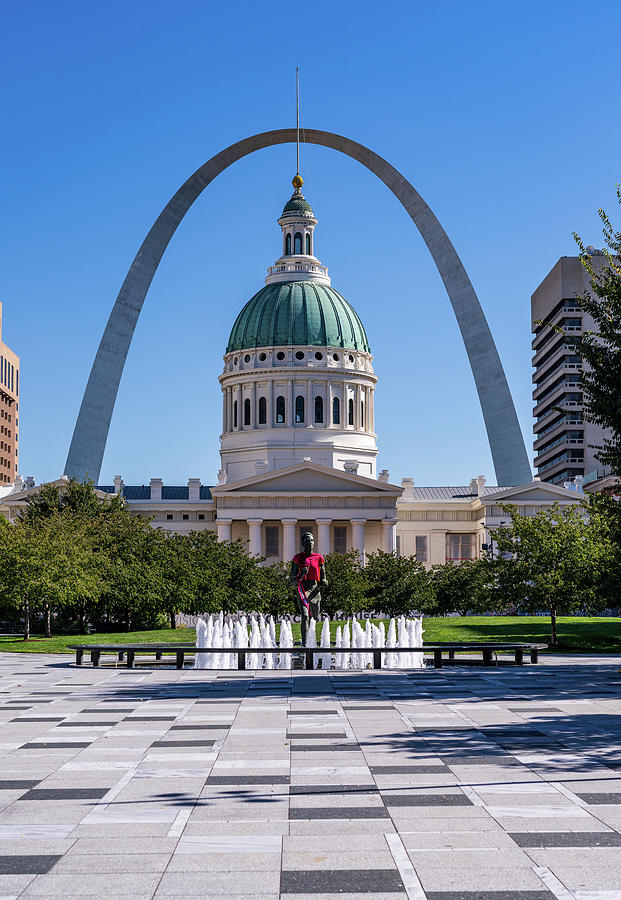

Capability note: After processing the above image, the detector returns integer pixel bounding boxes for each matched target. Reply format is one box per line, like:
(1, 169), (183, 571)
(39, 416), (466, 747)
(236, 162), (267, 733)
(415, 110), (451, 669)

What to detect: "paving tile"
(289, 807), (389, 819)
(280, 868), (404, 893)
(0, 855), (61, 874)
(510, 831), (621, 847)
(576, 793), (621, 804)
(20, 789), (109, 801)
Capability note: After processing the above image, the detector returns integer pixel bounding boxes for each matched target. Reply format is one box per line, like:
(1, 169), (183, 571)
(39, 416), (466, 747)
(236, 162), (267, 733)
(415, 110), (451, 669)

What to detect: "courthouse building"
(1, 179), (583, 563)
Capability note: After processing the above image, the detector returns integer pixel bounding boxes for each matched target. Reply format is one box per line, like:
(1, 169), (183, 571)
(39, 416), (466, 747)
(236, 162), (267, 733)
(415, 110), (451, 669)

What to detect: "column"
(252, 381), (257, 429)
(342, 381), (348, 427)
(233, 385), (241, 430)
(306, 378), (312, 427)
(327, 381), (333, 427)
(316, 518), (332, 556)
(282, 518), (298, 562)
(228, 387), (233, 433)
(248, 518), (263, 556)
(370, 388), (375, 433)
(382, 518), (398, 553)
(350, 518), (367, 564)
(269, 379), (274, 427)
(217, 518), (232, 542)
(355, 383), (361, 430)
(222, 390), (227, 433)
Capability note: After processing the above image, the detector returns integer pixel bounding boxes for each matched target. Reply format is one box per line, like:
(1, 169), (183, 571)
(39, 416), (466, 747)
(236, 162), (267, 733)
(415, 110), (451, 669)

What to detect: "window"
(294, 232), (302, 254)
(360, 401), (364, 429)
(332, 397), (340, 424)
(182, 514), (189, 521)
(415, 535), (428, 562)
(244, 398), (251, 426)
(198, 514), (205, 520)
(446, 533), (475, 562)
(233, 400), (238, 428)
(258, 396), (267, 424)
(334, 526), (347, 554)
(314, 396), (324, 423)
(166, 514), (173, 521)
(265, 526), (279, 557)
(348, 398), (354, 425)
(276, 396), (285, 423)
(306, 233), (311, 254)
(295, 350), (305, 360)
(295, 395), (305, 423)
(286, 233), (291, 255)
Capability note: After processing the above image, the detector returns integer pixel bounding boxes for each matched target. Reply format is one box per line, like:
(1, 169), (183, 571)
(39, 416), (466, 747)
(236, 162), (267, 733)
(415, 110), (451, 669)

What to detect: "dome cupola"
(218, 177), (378, 485)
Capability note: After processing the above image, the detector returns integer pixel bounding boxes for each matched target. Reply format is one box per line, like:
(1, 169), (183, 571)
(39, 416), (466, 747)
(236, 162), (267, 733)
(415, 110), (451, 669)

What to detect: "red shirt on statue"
(292, 552), (325, 581)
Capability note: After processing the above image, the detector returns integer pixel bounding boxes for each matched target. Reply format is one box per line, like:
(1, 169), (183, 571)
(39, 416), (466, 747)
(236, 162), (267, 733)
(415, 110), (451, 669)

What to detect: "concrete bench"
(68, 642), (546, 670)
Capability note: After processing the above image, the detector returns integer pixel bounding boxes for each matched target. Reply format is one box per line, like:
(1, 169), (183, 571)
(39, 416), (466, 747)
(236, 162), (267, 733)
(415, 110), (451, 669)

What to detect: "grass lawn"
(1, 616), (620, 653)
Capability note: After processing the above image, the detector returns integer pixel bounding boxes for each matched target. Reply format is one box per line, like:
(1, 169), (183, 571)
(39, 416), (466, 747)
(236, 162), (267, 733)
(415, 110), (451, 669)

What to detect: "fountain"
(192, 613), (425, 670)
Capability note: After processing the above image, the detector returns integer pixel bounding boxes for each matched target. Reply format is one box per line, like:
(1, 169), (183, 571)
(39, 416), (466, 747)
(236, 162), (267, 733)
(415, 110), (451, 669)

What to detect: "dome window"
(295, 395), (305, 423)
(244, 354), (251, 363)
(244, 398), (251, 426)
(276, 396), (285, 423)
(348, 354), (355, 363)
(276, 351), (286, 361)
(258, 352), (267, 361)
(233, 401), (238, 428)
(360, 401), (365, 429)
(285, 234), (291, 255)
(314, 351), (323, 360)
(348, 398), (354, 426)
(233, 357), (238, 365)
(294, 232), (303, 254)
(314, 396), (324, 424)
(295, 351), (305, 360)
(332, 397), (340, 425)
(333, 353), (340, 362)
(258, 397), (267, 425)
(306, 233), (311, 255)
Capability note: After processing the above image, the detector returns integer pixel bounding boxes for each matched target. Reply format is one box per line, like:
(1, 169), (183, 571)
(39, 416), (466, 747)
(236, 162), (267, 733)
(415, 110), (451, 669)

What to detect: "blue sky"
(2, 0), (620, 487)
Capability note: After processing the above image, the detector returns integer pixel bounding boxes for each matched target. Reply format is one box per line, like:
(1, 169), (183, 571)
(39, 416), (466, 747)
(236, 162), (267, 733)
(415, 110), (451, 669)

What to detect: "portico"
(210, 461), (402, 562)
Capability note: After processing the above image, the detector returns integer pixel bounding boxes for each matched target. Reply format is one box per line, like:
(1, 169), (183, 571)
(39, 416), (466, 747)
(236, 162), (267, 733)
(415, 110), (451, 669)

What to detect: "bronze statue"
(289, 531), (328, 644)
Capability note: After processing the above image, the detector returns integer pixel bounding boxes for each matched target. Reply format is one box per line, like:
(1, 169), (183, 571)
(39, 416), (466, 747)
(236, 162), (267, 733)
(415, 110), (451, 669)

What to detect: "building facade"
(0, 302), (20, 485)
(1, 179), (585, 559)
(531, 254), (610, 485)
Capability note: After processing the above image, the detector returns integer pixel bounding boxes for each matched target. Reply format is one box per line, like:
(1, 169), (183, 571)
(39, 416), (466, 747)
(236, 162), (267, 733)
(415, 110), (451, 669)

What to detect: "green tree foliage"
(431, 559), (495, 616)
(322, 550), (367, 616)
(364, 550), (434, 618)
(490, 502), (615, 645)
(570, 190), (621, 476)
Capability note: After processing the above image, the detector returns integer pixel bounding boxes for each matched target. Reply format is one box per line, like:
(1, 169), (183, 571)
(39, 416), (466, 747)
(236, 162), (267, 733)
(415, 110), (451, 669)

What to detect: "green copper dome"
(226, 281), (370, 353)
(281, 195), (314, 216)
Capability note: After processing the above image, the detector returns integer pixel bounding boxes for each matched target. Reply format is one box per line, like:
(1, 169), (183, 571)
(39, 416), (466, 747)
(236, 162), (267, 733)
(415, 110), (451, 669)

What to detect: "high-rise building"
(531, 254), (609, 485)
(0, 302), (20, 485)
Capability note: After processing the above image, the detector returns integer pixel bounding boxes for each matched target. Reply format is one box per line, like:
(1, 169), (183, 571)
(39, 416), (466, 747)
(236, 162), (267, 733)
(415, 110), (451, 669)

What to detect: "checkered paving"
(1, 652), (621, 898)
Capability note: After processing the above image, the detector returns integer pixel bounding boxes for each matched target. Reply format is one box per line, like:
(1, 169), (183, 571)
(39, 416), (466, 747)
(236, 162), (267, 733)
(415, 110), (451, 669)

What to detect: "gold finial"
(292, 173), (303, 189)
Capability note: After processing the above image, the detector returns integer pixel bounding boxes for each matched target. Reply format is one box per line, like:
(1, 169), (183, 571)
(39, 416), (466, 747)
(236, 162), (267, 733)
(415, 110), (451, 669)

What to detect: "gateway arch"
(64, 128), (531, 486)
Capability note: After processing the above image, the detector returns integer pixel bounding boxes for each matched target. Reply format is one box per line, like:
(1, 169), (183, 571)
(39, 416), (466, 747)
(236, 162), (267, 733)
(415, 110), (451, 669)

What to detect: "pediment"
(485, 481), (583, 504)
(211, 462), (402, 495)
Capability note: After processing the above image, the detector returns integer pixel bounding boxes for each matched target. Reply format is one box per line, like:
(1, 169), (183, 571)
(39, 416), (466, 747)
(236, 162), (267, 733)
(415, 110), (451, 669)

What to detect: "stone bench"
(67, 642), (546, 670)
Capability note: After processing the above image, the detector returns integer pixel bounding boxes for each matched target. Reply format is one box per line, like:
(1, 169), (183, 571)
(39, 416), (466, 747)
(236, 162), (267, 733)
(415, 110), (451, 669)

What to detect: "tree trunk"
(23, 600), (30, 641)
(550, 608), (557, 647)
(44, 602), (51, 638)
(169, 609), (177, 629)
(78, 600), (86, 635)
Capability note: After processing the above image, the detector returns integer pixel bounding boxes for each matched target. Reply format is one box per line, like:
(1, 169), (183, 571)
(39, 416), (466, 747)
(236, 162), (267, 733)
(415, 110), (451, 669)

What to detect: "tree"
(491, 501), (615, 646)
(431, 559), (495, 616)
(322, 551), (367, 617)
(364, 550), (434, 618)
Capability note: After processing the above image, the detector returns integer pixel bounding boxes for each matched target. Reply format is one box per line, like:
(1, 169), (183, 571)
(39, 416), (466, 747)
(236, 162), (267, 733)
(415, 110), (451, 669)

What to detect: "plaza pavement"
(1, 652), (621, 899)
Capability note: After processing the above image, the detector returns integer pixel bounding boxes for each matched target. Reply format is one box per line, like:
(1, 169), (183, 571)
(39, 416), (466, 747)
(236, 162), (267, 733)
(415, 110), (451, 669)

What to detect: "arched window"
(294, 232), (302, 254)
(295, 395), (305, 423)
(360, 401), (364, 429)
(244, 398), (251, 426)
(348, 398), (354, 426)
(276, 395), (285, 423)
(314, 396), (324, 424)
(285, 234), (291, 255)
(258, 396), (267, 425)
(233, 400), (238, 428)
(306, 233), (311, 255)
(332, 397), (340, 425)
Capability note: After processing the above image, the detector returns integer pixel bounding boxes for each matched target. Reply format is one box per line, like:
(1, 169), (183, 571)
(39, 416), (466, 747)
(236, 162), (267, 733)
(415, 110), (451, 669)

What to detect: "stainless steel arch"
(65, 128), (531, 486)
